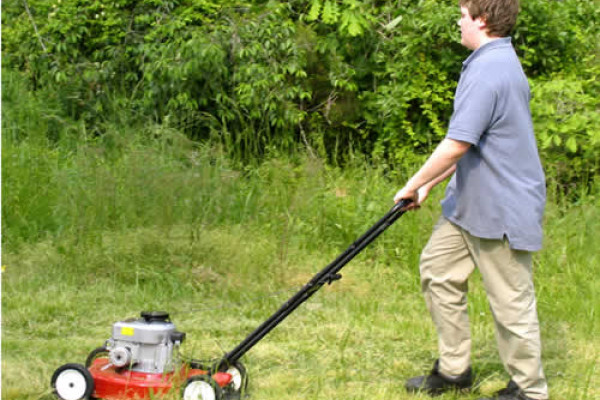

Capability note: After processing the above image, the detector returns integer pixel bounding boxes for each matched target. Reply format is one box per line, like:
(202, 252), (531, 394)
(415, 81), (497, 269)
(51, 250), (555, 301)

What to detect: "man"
(393, 1), (549, 400)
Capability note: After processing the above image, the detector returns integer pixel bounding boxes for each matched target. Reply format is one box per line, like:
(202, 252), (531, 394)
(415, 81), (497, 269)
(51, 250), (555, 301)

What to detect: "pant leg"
(420, 216), (475, 376)
(463, 233), (549, 400)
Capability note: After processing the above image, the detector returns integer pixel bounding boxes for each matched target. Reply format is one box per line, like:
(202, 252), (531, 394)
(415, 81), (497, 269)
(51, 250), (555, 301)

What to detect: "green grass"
(2, 72), (599, 400)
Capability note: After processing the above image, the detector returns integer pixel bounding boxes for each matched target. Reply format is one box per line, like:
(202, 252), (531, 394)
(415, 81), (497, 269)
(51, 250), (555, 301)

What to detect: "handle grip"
(393, 198), (413, 212)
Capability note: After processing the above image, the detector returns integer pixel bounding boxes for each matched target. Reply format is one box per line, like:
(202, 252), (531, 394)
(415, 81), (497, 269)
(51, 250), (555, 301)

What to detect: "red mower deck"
(89, 359), (232, 399)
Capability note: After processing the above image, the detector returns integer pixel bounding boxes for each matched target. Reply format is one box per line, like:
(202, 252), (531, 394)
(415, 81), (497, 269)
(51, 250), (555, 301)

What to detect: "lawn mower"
(50, 200), (411, 400)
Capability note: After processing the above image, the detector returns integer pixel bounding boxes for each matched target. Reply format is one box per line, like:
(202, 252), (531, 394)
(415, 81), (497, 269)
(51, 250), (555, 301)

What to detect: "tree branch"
(23, 0), (48, 53)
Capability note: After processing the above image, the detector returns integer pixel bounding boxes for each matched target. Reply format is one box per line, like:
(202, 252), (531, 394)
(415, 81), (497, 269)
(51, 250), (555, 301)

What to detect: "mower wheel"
(182, 375), (223, 400)
(224, 361), (248, 394)
(51, 363), (95, 400)
(85, 346), (109, 368)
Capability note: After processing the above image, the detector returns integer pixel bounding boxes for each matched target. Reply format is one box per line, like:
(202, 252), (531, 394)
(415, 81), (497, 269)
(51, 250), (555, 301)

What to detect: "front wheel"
(51, 363), (95, 400)
(182, 375), (223, 400)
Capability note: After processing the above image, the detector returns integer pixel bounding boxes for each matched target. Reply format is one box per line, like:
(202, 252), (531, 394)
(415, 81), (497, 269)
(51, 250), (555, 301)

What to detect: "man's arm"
(394, 138), (471, 207)
(416, 163), (457, 202)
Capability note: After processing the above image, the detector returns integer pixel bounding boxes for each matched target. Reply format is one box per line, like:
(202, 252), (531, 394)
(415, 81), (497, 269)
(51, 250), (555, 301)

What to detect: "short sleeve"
(447, 76), (497, 145)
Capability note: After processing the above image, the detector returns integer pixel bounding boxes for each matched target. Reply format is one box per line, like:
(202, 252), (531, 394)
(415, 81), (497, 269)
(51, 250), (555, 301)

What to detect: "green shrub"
(531, 71), (600, 193)
(2, 0), (599, 189)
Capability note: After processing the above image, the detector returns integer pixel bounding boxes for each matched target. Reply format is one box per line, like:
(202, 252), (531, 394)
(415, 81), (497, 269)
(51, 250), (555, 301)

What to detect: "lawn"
(2, 143), (598, 399)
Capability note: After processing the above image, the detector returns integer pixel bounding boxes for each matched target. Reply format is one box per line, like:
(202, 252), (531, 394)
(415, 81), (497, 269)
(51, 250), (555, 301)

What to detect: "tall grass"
(2, 68), (420, 253)
(2, 71), (598, 400)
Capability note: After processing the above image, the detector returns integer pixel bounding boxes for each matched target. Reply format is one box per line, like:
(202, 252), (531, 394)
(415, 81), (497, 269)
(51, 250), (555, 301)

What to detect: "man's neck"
(474, 35), (502, 50)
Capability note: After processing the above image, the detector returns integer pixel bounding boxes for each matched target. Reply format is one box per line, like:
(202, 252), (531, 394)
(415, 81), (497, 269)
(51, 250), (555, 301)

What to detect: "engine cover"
(106, 311), (185, 374)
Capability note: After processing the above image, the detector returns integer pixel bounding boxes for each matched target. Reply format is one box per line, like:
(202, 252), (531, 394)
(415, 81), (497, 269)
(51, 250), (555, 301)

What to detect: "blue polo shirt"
(441, 37), (546, 251)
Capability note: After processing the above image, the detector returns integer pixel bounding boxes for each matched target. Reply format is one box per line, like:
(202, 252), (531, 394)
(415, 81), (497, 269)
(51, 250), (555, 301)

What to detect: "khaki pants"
(420, 216), (549, 400)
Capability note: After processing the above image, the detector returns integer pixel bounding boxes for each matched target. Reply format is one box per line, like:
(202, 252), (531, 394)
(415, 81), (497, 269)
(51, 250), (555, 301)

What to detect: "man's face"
(458, 6), (484, 50)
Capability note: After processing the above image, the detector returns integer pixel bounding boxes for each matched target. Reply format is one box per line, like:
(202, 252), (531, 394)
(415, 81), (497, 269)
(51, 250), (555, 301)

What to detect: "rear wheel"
(51, 363), (94, 400)
(224, 361), (248, 394)
(182, 375), (223, 400)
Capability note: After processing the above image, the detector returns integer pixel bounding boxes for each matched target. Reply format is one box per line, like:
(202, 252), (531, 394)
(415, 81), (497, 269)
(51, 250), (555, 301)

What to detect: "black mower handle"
(216, 199), (412, 370)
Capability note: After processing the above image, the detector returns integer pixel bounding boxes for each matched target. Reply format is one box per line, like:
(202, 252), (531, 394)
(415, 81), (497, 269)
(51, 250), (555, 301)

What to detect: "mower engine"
(107, 311), (185, 373)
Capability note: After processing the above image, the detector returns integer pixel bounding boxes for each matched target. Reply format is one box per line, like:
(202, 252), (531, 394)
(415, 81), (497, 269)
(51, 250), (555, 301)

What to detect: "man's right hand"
(394, 182), (436, 211)
(393, 187), (420, 211)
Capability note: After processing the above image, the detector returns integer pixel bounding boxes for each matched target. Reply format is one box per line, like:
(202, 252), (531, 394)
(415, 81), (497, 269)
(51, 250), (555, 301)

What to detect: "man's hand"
(394, 180), (436, 211)
(394, 187), (420, 210)
(416, 184), (433, 206)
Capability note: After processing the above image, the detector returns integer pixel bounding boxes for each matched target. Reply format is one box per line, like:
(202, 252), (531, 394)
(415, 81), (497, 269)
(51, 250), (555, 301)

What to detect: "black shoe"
(405, 359), (473, 396)
(478, 380), (536, 400)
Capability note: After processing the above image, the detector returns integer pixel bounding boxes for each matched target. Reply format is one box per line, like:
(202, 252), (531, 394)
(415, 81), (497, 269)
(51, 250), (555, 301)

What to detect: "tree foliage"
(3, 0), (599, 185)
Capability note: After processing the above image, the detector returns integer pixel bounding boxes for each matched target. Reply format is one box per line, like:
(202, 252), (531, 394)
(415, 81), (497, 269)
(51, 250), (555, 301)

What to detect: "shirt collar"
(462, 37), (513, 68)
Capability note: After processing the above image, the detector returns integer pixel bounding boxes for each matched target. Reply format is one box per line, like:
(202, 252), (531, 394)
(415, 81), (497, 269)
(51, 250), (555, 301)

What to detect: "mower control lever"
(327, 273), (343, 284)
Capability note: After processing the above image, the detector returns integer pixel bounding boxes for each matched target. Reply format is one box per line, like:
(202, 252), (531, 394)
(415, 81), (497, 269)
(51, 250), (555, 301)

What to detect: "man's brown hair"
(459, 0), (520, 37)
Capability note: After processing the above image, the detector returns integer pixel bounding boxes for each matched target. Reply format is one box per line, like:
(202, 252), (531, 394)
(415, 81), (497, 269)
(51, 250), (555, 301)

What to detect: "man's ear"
(476, 14), (488, 30)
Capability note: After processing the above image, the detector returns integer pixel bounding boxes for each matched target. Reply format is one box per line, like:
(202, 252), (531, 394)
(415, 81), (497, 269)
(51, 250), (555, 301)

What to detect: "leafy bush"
(2, 0), (231, 126)
(514, 0), (600, 77)
(362, 0), (463, 166)
(2, 0), (599, 187)
(531, 70), (600, 193)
